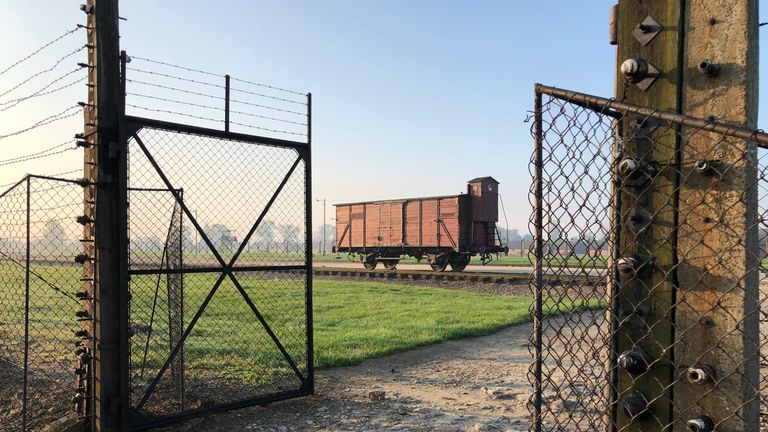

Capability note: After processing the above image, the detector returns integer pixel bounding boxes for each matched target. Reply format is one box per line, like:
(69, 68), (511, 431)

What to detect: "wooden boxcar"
(332, 177), (508, 271)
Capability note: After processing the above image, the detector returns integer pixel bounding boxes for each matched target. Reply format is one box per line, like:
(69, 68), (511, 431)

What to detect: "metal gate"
(123, 114), (313, 429)
(529, 84), (768, 431)
(0, 176), (93, 431)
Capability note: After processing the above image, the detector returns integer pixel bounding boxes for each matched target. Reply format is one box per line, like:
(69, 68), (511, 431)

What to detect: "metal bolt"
(74, 254), (90, 264)
(74, 329), (89, 338)
(75, 310), (89, 318)
(698, 60), (721, 77)
(617, 254), (650, 278)
(620, 392), (650, 419)
(687, 416), (715, 432)
(621, 58), (649, 83)
(74, 367), (86, 375)
(686, 365), (715, 385)
(618, 348), (650, 375)
(618, 158), (639, 178)
(71, 393), (85, 404)
(636, 22), (653, 33)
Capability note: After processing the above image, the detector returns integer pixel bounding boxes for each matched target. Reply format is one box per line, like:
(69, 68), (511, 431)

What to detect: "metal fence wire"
(124, 115), (312, 429)
(0, 176), (93, 432)
(529, 84), (768, 432)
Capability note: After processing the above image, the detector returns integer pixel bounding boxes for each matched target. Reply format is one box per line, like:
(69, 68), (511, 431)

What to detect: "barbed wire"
(126, 78), (306, 116)
(0, 139), (78, 167)
(0, 26), (82, 78)
(129, 55), (306, 96)
(229, 120), (306, 137)
(128, 66), (306, 106)
(127, 103), (306, 137)
(229, 85), (306, 106)
(127, 66), (223, 89)
(0, 70), (86, 112)
(126, 103), (223, 124)
(127, 92), (308, 126)
(0, 169), (81, 189)
(229, 77), (306, 97)
(0, 105), (82, 140)
(129, 56), (222, 78)
(0, 46), (86, 99)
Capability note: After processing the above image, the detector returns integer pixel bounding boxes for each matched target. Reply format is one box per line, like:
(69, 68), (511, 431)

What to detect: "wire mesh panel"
(0, 176), (92, 432)
(529, 85), (768, 432)
(125, 118), (311, 429)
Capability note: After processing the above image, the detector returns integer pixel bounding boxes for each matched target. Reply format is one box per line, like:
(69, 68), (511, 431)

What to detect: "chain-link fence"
(0, 176), (92, 432)
(529, 84), (768, 432)
(124, 117), (312, 429)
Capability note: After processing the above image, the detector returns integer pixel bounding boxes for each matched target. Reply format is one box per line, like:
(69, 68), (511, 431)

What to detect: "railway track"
(312, 265), (602, 285)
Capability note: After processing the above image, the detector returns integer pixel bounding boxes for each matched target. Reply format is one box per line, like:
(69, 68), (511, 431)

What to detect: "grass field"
(1, 262), (597, 387)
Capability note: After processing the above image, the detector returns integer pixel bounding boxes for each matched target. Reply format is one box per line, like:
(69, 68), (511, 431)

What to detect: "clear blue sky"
(1, 1), (766, 233)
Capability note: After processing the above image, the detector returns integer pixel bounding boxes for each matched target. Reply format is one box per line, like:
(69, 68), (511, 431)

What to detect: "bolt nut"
(617, 254), (651, 278)
(74, 254), (90, 264)
(75, 310), (89, 318)
(621, 58), (649, 83)
(697, 60), (720, 77)
(74, 367), (86, 375)
(71, 393), (85, 404)
(617, 158), (639, 177)
(686, 416), (715, 432)
(618, 348), (650, 375)
(74, 329), (89, 338)
(76, 215), (94, 225)
(636, 23), (655, 33)
(686, 365), (715, 385)
(620, 392), (650, 419)
(694, 160), (719, 177)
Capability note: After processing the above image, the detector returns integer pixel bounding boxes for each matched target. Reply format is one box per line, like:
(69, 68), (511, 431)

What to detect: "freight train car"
(332, 177), (508, 271)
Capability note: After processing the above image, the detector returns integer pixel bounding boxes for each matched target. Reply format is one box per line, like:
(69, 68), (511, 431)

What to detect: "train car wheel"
(449, 255), (470, 272)
(383, 260), (399, 271)
(430, 255), (448, 272)
(363, 257), (377, 270)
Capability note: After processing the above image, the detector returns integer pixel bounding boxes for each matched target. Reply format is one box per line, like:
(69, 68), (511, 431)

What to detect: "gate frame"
(120, 110), (313, 430)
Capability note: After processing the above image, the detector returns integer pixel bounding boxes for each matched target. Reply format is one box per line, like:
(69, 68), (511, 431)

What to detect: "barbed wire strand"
(0, 139), (78, 167)
(129, 55), (306, 96)
(127, 78), (307, 116)
(0, 26), (82, 77)
(0, 70), (86, 112)
(127, 66), (306, 105)
(129, 56), (222, 78)
(127, 92), (308, 126)
(128, 103), (306, 137)
(0, 169), (81, 189)
(0, 46), (86, 99)
(0, 105), (82, 140)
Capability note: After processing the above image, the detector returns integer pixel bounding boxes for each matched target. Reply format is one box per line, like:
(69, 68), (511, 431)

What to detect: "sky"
(0, 0), (766, 235)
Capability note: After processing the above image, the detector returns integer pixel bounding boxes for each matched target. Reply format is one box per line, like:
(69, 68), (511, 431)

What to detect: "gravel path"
(166, 323), (535, 432)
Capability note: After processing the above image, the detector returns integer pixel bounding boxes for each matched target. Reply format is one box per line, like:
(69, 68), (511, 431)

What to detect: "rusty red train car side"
(333, 177), (507, 271)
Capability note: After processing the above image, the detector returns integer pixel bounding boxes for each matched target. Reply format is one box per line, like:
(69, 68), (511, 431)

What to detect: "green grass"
(0, 262), (596, 386)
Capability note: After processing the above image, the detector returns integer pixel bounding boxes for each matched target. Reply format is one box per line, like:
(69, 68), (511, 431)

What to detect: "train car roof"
(334, 193), (465, 207)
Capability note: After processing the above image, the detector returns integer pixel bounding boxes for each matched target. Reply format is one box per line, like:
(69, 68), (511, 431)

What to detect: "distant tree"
(278, 224), (301, 252)
(313, 224), (335, 253)
(254, 220), (276, 251)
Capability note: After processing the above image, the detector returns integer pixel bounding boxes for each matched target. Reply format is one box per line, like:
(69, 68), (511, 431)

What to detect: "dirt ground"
(165, 323), (534, 432)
